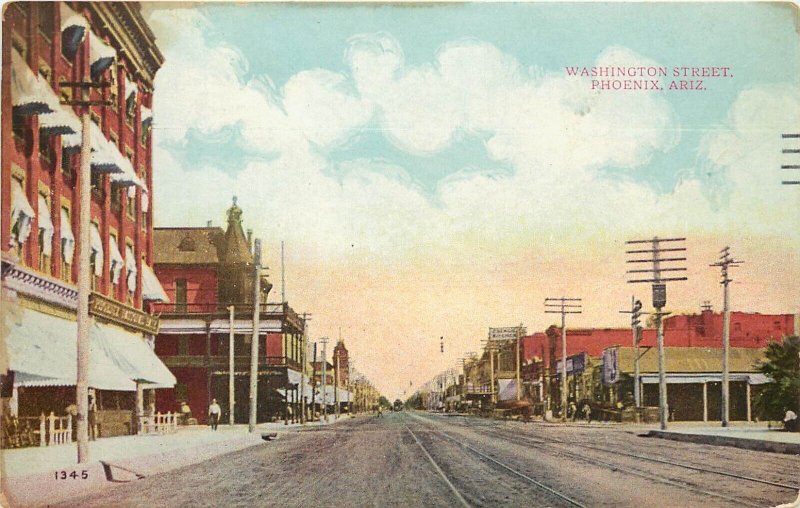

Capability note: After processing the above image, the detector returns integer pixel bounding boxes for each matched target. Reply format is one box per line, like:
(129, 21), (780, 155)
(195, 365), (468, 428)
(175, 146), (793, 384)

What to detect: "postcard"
(1, 1), (799, 507)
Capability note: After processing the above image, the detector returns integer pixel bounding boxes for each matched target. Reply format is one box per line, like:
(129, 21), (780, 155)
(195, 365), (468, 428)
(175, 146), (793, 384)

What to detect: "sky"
(142, 2), (800, 400)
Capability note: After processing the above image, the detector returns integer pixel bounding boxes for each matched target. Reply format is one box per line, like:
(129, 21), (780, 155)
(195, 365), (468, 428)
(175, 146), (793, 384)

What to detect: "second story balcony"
(151, 301), (304, 331)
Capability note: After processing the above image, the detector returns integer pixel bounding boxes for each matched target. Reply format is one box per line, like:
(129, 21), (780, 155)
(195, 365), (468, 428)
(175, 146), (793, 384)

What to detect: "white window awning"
(10, 180), (35, 247)
(60, 208), (75, 263)
(142, 263), (170, 302)
(287, 368), (303, 386)
(37, 194), (54, 257)
(90, 223), (104, 277)
(109, 237), (124, 284)
(39, 102), (81, 136)
(91, 325), (176, 387)
(142, 190), (150, 213)
(141, 106), (153, 129)
(126, 245), (137, 294)
(3, 305), (136, 391)
(124, 74), (138, 102)
(498, 379), (518, 401)
(89, 31), (116, 80)
(60, 3), (87, 60)
(63, 122), (131, 176)
(11, 49), (53, 116)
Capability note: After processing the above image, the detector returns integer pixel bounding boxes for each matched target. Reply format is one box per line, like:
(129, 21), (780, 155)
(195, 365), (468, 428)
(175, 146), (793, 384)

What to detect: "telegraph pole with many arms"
(626, 236), (687, 430)
(711, 246), (743, 427)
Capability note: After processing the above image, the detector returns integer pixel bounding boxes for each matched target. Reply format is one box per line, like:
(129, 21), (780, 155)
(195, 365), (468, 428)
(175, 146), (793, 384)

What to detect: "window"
(39, 130), (54, 166)
(175, 384), (188, 402)
(37, 3), (54, 37)
(37, 193), (52, 274)
(61, 148), (74, 180)
(111, 186), (121, 212)
(60, 207), (73, 283)
(91, 171), (104, 200)
(12, 111), (27, 143)
(175, 279), (187, 312)
(178, 336), (189, 356)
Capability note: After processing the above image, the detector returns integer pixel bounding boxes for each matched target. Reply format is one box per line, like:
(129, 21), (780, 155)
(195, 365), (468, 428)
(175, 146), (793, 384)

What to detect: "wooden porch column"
(702, 382), (708, 422)
(746, 383), (752, 422)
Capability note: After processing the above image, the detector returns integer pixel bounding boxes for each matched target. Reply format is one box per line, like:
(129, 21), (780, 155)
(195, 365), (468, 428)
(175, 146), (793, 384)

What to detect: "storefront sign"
(89, 293), (159, 335)
(556, 352), (586, 376)
(489, 326), (526, 340)
(602, 348), (619, 385)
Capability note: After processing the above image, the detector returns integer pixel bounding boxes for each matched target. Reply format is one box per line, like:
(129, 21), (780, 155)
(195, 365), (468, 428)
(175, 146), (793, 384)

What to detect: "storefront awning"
(37, 195), (54, 257)
(89, 31), (116, 81)
(640, 373), (769, 385)
(287, 368), (302, 386)
(60, 3), (87, 60)
(92, 325), (176, 387)
(498, 379), (518, 401)
(3, 305), (136, 391)
(10, 179), (35, 246)
(11, 49), (53, 116)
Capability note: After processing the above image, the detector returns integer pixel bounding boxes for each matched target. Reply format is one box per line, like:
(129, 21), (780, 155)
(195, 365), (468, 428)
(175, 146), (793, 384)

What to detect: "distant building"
(151, 199), (306, 424)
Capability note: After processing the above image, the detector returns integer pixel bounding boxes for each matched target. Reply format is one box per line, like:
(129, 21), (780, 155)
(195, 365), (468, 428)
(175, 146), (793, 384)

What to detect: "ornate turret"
(218, 197), (256, 305)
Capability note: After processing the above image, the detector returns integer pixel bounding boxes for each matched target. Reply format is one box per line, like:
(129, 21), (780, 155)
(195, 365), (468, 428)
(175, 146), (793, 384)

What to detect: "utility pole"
(248, 239), (262, 433)
(228, 305), (235, 425)
(311, 342), (318, 422)
(545, 298), (582, 422)
(335, 351), (340, 419)
(484, 335), (497, 405)
(711, 246), (743, 427)
(61, 77), (111, 463)
(300, 313), (311, 424)
(627, 236), (687, 430)
(281, 240), (286, 303)
(320, 337), (329, 423)
(619, 297), (646, 412)
(516, 324), (522, 401)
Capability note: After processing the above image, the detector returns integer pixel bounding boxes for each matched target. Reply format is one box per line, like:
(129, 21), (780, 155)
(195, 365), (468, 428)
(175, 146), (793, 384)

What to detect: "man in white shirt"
(784, 409), (798, 432)
(208, 399), (221, 431)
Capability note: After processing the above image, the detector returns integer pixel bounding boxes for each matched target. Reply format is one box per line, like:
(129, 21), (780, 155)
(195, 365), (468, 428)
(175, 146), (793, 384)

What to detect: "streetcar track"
(426, 412), (800, 492)
(405, 425), (472, 508)
(411, 413), (769, 507)
(406, 415), (586, 507)
(473, 420), (800, 492)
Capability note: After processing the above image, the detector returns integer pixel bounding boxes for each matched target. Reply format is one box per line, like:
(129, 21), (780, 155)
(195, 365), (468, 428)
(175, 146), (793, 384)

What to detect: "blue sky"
(146, 3), (800, 398)
(157, 2), (799, 196)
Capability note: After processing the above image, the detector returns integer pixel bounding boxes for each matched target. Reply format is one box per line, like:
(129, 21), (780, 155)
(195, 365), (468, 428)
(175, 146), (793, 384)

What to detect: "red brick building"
(2, 2), (173, 441)
(152, 200), (306, 424)
(520, 310), (796, 419)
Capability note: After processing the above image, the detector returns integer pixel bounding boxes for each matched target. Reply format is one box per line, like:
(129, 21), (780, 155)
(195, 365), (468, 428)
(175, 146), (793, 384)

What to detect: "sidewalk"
(633, 422), (800, 454)
(1, 415), (350, 507)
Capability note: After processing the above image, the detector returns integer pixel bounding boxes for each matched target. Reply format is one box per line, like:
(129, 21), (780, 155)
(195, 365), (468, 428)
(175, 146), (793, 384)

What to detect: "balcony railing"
(162, 355), (302, 372)
(152, 302), (303, 329)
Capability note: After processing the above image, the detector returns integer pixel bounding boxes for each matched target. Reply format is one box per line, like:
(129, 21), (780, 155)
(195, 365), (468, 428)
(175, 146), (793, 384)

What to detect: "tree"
(378, 396), (390, 408)
(754, 336), (800, 422)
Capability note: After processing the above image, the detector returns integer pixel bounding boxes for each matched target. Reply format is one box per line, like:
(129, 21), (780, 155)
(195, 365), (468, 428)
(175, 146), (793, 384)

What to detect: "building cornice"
(88, 2), (164, 87)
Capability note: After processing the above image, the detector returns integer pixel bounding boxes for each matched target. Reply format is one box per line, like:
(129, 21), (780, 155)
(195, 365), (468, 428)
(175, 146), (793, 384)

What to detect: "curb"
(646, 430), (800, 455)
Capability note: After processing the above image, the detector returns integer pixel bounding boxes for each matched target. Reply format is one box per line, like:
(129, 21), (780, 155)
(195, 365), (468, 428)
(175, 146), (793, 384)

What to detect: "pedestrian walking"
(783, 409), (798, 432)
(582, 403), (592, 424)
(208, 399), (221, 430)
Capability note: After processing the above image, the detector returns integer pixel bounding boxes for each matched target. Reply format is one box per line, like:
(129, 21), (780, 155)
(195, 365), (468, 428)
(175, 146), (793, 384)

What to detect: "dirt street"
(63, 412), (800, 508)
